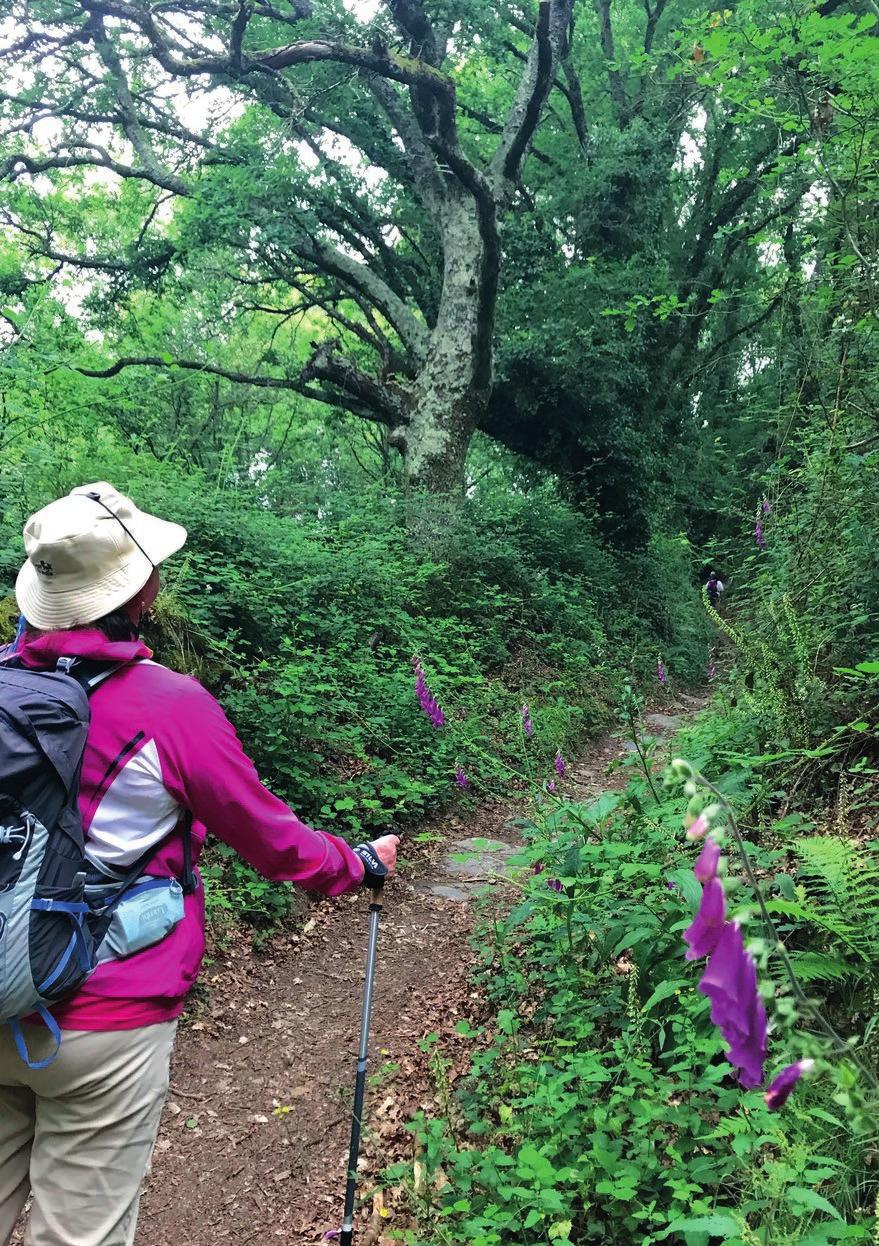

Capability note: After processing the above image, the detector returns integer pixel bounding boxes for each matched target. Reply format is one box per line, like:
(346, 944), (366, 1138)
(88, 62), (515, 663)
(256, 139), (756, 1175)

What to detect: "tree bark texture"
(400, 193), (490, 492)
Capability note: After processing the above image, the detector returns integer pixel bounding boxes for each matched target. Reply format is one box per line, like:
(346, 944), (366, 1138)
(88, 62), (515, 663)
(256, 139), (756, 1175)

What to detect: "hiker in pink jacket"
(0, 482), (399, 1246)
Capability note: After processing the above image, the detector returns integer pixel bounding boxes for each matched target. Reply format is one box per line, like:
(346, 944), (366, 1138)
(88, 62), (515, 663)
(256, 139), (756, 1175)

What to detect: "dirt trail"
(135, 696), (705, 1246)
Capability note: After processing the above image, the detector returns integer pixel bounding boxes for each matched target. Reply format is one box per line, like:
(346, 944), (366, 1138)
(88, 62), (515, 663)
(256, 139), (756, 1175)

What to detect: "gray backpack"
(0, 658), (192, 1067)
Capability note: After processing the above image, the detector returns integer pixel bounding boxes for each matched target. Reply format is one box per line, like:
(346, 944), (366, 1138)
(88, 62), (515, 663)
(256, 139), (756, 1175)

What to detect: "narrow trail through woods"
(136, 694), (706, 1245)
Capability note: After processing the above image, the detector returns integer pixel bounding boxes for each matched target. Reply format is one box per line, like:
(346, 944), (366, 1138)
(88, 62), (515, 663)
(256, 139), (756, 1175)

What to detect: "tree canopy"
(2, 0), (872, 517)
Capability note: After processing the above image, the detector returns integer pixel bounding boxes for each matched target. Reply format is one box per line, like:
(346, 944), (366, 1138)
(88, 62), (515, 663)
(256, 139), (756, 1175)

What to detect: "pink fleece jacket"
(12, 629), (365, 1031)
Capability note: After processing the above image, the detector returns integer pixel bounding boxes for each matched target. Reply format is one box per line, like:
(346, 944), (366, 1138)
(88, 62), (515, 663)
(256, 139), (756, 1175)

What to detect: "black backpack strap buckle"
(56, 657), (127, 695)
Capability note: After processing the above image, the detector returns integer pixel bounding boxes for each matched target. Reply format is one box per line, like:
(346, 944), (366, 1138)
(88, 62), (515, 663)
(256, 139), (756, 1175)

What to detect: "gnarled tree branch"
(301, 339), (410, 424)
(491, 0), (574, 191)
(71, 354), (397, 425)
(86, 13), (189, 195)
(595, 0), (629, 127)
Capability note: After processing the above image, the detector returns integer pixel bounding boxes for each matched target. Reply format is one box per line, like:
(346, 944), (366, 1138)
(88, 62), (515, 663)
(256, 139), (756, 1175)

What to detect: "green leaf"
(666, 867), (702, 909)
(642, 978), (688, 1013)
(787, 1187), (844, 1220)
(516, 1144), (556, 1184)
(661, 1214), (743, 1239)
(612, 927), (658, 955)
(582, 793), (621, 825)
(497, 1009), (518, 1035)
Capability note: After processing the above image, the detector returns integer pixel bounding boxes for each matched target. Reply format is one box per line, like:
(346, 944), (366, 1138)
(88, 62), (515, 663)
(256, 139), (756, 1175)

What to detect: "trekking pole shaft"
(340, 888), (383, 1246)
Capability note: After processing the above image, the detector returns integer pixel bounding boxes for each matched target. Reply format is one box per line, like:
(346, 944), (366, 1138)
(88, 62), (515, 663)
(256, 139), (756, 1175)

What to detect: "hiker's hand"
(352, 836), (399, 888)
(370, 834), (400, 876)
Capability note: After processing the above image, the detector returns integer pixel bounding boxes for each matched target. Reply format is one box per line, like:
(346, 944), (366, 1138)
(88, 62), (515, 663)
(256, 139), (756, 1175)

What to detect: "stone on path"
(425, 884), (471, 902)
(644, 712), (684, 732)
(418, 836), (520, 901)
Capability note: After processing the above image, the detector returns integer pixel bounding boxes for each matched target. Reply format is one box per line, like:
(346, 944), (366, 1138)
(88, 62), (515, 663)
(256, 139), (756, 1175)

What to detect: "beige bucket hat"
(16, 482), (187, 631)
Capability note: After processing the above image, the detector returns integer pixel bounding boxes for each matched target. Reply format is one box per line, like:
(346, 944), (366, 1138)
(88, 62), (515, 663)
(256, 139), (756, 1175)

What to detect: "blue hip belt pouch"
(97, 877), (185, 963)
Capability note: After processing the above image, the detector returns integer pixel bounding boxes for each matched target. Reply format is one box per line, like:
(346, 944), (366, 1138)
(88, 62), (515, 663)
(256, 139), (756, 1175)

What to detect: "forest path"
(136, 693), (706, 1246)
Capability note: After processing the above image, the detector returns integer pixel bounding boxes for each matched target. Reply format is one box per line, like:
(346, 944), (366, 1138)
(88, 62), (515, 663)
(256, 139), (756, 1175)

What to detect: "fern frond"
(787, 950), (857, 985)
(798, 836), (857, 907)
(794, 836), (879, 960)
(764, 897), (862, 954)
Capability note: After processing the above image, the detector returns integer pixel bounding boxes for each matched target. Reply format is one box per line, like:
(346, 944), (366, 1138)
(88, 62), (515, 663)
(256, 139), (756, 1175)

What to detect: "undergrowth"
(387, 695), (879, 1245)
(0, 453), (711, 926)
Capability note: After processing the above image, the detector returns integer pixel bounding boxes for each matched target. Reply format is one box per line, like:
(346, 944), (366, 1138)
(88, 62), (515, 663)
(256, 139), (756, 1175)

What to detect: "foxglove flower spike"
(683, 877), (726, 961)
(693, 837), (721, 884)
(765, 1059), (813, 1110)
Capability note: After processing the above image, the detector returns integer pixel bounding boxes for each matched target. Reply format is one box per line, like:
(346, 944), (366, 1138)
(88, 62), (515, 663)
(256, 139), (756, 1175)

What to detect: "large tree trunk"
(401, 193), (490, 493)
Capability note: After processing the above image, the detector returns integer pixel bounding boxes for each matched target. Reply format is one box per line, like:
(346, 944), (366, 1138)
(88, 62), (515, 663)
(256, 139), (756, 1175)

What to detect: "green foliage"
(698, 426), (879, 763)
(390, 706), (877, 1245)
(769, 835), (879, 1007)
(4, 0), (868, 533)
(0, 3), (877, 1235)
(0, 431), (710, 918)
(198, 843), (299, 931)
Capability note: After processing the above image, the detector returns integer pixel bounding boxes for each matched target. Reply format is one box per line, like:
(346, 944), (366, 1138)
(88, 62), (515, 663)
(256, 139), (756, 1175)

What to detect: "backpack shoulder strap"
(55, 657), (197, 896)
(92, 808), (196, 921)
(180, 809), (196, 895)
(56, 657), (135, 696)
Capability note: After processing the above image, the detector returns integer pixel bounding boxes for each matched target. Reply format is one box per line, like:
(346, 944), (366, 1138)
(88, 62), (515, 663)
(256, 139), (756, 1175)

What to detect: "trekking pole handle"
(352, 842), (388, 891)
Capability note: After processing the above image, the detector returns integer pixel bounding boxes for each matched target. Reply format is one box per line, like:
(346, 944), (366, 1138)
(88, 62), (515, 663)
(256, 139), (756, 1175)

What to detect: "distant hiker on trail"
(705, 572), (725, 607)
(0, 482), (399, 1246)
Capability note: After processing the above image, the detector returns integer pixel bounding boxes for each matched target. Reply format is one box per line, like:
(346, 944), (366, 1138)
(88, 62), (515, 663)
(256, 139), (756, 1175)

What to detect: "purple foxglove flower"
(755, 518), (766, 551)
(686, 812), (709, 841)
(693, 837), (721, 884)
(547, 878), (564, 893)
(698, 921), (767, 1088)
(683, 877), (726, 960)
(547, 779), (557, 794)
(414, 661), (445, 729)
(532, 861), (545, 875)
(762, 498), (772, 516)
(554, 750), (566, 777)
(657, 658), (667, 686)
(521, 704), (534, 737)
(764, 1059), (813, 1110)
(454, 764), (469, 790)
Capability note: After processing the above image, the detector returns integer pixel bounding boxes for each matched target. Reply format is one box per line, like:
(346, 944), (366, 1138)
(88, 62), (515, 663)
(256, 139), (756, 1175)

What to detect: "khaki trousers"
(0, 1021), (176, 1246)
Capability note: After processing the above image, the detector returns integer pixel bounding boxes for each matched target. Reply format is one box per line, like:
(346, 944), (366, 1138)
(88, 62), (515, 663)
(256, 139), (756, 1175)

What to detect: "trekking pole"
(340, 881), (384, 1246)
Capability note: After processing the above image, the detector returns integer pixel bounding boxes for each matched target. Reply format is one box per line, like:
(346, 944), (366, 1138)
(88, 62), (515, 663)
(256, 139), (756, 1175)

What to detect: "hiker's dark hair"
(94, 610), (138, 641)
(23, 610), (137, 642)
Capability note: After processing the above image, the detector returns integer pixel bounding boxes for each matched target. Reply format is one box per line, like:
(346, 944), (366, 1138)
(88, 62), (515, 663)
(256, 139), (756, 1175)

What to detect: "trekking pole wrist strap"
(352, 843), (387, 889)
